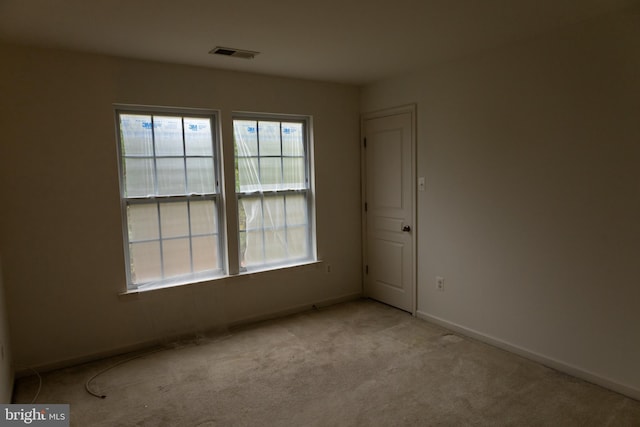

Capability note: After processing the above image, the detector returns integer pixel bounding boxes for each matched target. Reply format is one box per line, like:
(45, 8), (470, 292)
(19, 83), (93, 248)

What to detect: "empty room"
(1, 0), (639, 425)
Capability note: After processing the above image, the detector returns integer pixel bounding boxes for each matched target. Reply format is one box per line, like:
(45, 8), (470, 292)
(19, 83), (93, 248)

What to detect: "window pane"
(192, 235), (218, 271)
(238, 157), (259, 192)
(282, 122), (304, 156)
(287, 226), (309, 259)
(234, 120), (258, 157)
(154, 116), (184, 156)
(264, 230), (286, 263)
(264, 196), (285, 228)
(244, 230), (264, 266)
(241, 197), (263, 230)
(120, 114), (154, 156)
(286, 194), (307, 226)
(283, 158), (305, 188)
(190, 200), (216, 235)
(184, 118), (212, 156)
(130, 241), (162, 284)
(128, 204), (159, 241)
(157, 158), (186, 195)
(186, 158), (215, 194)
(160, 202), (189, 238)
(259, 121), (281, 156)
(162, 238), (191, 277)
(239, 230), (247, 267)
(124, 158), (154, 197)
(260, 158), (282, 190)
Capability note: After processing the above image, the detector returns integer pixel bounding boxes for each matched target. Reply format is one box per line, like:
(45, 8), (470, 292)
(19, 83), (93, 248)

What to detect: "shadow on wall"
(0, 255), (14, 402)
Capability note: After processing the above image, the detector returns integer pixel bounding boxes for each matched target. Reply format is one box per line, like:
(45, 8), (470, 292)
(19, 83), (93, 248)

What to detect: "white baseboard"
(416, 310), (640, 402)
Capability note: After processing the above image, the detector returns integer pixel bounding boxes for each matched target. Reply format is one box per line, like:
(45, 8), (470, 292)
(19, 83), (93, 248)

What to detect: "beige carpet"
(13, 299), (640, 426)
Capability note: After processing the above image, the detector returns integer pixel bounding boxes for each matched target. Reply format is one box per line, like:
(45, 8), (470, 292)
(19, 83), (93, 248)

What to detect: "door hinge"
(365, 265), (369, 274)
(364, 202), (368, 212)
(363, 137), (367, 148)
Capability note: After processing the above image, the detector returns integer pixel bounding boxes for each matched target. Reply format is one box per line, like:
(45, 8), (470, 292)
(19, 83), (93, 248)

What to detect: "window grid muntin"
(117, 107), (223, 289)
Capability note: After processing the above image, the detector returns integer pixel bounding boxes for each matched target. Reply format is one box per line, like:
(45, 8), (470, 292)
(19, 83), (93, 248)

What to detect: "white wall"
(0, 43), (362, 371)
(0, 255), (13, 402)
(362, 7), (640, 397)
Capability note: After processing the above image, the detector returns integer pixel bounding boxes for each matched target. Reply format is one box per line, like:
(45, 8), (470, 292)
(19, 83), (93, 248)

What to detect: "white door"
(363, 109), (415, 313)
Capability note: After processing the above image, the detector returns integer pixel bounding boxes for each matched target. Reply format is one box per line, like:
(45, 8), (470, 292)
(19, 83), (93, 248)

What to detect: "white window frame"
(115, 106), (317, 292)
(233, 113), (316, 272)
(115, 105), (225, 291)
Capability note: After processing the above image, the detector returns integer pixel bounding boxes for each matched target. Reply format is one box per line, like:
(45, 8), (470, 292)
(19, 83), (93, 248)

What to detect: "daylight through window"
(117, 109), (223, 289)
(116, 107), (316, 290)
(234, 118), (313, 270)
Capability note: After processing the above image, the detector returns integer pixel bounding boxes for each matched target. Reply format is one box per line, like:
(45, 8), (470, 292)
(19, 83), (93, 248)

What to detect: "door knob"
(402, 225), (411, 232)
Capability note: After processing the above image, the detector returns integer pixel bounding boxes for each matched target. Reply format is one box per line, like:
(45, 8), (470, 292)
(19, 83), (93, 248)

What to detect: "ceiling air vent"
(209, 46), (259, 59)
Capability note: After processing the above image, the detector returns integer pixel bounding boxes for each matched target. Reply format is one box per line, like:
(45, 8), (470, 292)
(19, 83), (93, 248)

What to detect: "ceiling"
(0, 0), (635, 85)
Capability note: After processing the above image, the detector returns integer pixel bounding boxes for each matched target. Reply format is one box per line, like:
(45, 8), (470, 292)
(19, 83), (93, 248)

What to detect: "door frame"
(361, 104), (417, 315)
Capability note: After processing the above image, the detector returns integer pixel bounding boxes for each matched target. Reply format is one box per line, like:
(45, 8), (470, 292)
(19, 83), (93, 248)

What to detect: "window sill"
(119, 260), (324, 296)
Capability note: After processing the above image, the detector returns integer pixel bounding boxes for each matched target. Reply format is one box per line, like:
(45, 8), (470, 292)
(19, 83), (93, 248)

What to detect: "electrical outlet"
(436, 276), (445, 291)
